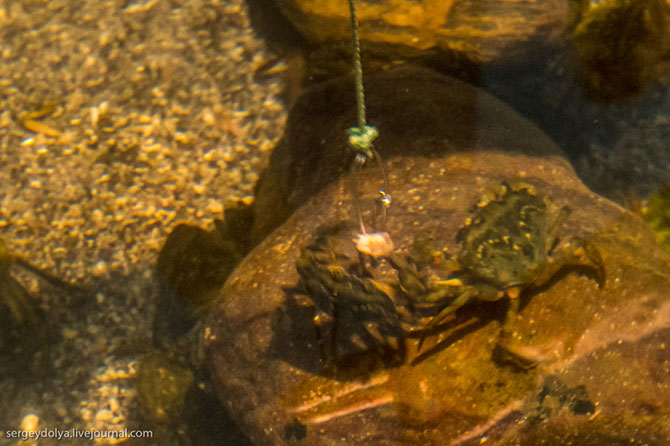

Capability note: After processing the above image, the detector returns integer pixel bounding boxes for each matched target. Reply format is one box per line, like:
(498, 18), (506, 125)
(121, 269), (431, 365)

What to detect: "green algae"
(642, 185), (670, 251)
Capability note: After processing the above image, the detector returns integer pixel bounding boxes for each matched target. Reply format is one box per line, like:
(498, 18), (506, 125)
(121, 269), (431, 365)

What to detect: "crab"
(294, 224), (410, 366)
(294, 182), (605, 369)
(1, 237), (81, 332)
(393, 181), (605, 366)
(1, 238), (38, 328)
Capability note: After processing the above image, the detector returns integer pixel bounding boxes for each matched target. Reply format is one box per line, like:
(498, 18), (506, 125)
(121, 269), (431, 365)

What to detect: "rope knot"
(348, 125), (378, 159)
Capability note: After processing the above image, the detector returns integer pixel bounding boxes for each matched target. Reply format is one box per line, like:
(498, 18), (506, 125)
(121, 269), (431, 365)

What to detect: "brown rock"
(571, 0), (670, 101)
(251, 66), (564, 244)
(271, 0), (570, 64)
(206, 67), (670, 445)
(207, 149), (670, 445)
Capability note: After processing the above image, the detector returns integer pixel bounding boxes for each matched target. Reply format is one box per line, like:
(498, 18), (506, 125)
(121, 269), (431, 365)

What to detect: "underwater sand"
(0, 0), (284, 444)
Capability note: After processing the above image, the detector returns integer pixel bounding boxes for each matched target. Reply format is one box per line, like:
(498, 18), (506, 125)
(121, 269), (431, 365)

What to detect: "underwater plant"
(640, 185), (670, 250)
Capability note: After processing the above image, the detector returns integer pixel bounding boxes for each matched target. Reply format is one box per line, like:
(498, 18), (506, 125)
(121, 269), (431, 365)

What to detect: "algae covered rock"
(571, 0), (670, 100)
(136, 352), (194, 423)
(642, 185), (670, 251)
(205, 68), (670, 444)
(271, 0), (569, 65)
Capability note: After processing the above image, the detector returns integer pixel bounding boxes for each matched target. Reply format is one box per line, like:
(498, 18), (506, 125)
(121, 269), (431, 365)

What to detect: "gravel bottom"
(0, 0), (285, 444)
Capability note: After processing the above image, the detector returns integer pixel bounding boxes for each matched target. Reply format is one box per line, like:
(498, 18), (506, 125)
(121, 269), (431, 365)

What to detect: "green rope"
(348, 0), (367, 132)
(347, 0), (391, 234)
(347, 0), (377, 159)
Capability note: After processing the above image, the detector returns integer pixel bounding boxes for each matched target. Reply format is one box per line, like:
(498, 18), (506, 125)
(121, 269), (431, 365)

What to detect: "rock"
(206, 68), (670, 444)
(642, 185), (670, 251)
(251, 66), (564, 245)
(571, 0), (670, 101)
(154, 221), (245, 345)
(136, 352), (194, 423)
(271, 0), (570, 65)
(207, 150), (670, 445)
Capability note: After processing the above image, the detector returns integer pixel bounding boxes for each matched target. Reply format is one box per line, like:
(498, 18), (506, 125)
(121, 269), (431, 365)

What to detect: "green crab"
(393, 181), (605, 365)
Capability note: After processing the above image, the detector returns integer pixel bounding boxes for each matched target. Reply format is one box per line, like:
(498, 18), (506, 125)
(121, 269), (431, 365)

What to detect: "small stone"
(20, 413), (39, 432)
(95, 409), (113, 422)
(206, 199), (223, 214)
(92, 260), (107, 276)
(62, 327), (78, 339)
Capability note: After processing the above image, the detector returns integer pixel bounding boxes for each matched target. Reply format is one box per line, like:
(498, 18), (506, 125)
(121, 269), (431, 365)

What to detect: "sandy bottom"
(0, 0), (285, 444)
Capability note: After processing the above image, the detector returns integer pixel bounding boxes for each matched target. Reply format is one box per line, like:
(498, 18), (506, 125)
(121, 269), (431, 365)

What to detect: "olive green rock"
(206, 68), (670, 444)
(571, 0), (670, 100)
(136, 352), (194, 423)
(643, 185), (670, 251)
(272, 0), (570, 64)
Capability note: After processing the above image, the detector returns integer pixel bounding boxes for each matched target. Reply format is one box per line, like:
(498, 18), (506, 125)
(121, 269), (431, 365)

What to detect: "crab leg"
(495, 293), (547, 369)
(3, 275), (36, 324)
(546, 206), (571, 251)
(536, 238), (605, 288)
(418, 287), (478, 333)
(499, 292), (520, 340)
(14, 256), (84, 293)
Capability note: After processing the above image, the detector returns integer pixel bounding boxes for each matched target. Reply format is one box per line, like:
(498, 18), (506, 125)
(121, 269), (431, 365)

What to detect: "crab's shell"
(457, 183), (549, 287)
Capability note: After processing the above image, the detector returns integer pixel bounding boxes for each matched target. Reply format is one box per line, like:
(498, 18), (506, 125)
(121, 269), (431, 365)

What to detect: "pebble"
(20, 413), (39, 432)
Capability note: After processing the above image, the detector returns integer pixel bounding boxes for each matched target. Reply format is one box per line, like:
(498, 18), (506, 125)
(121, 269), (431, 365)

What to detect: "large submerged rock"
(271, 0), (570, 65)
(251, 67), (564, 245)
(205, 68), (670, 445)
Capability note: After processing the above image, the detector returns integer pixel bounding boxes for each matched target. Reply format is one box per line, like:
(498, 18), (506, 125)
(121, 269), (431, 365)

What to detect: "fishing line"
(347, 0), (391, 236)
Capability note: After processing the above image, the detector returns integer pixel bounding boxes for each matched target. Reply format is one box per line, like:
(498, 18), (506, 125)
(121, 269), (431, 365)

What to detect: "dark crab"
(295, 225), (410, 366)
(394, 181), (605, 365)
